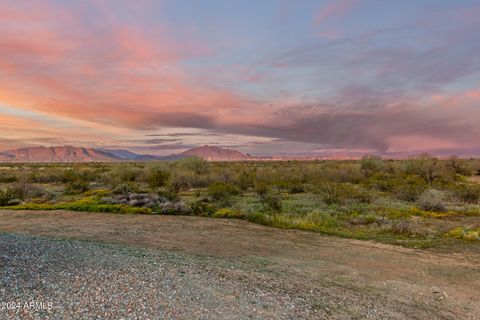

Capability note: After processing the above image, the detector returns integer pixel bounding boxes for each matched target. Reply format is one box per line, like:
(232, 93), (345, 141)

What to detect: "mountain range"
(0, 145), (253, 162)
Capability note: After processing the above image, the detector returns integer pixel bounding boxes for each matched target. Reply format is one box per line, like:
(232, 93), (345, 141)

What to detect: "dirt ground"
(0, 210), (479, 319)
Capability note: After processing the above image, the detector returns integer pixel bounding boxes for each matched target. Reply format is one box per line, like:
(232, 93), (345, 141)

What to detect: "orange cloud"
(0, 1), (479, 156)
(0, 1), (249, 134)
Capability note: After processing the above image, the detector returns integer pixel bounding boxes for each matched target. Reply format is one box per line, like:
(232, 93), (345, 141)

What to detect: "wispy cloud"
(0, 1), (479, 155)
(315, 0), (358, 25)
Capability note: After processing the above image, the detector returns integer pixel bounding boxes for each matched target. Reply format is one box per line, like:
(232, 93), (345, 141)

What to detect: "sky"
(0, 0), (479, 156)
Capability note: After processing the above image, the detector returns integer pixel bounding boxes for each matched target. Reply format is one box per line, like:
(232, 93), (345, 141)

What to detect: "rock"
(7, 198), (22, 206)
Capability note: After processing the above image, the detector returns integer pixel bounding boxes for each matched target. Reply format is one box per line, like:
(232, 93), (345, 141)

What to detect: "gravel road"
(1, 211), (479, 319)
(0, 233), (321, 320)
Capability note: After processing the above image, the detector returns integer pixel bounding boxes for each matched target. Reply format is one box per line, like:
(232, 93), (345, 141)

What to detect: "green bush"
(317, 183), (372, 205)
(106, 164), (141, 185)
(112, 183), (138, 194)
(65, 180), (90, 194)
(0, 190), (14, 206)
(190, 199), (216, 216)
(237, 171), (255, 190)
(30, 168), (64, 183)
(254, 182), (269, 198)
(260, 193), (282, 213)
(393, 175), (428, 202)
(454, 184), (480, 204)
(176, 157), (209, 174)
(288, 184), (306, 194)
(360, 155), (384, 177)
(365, 173), (396, 192)
(207, 182), (240, 201)
(318, 183), (345, 205)
(157, 186), (180, 201)
(0, 172), (18, 183)
(144, 163), (170, 188)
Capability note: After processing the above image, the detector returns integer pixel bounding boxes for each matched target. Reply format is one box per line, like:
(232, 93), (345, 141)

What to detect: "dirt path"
(0, 210), (479, 319)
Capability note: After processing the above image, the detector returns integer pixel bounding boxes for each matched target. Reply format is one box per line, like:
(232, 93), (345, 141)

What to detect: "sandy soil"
(0, 210), (479, 319)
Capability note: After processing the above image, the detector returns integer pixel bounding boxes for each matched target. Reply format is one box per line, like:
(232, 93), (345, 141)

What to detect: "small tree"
(144, 163), (170, 188)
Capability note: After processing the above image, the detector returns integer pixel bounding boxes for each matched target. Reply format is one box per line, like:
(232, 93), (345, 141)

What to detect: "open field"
(0, 210), (479, 319)
(1, 157), (480, 248)
(1, 158), (480, 317)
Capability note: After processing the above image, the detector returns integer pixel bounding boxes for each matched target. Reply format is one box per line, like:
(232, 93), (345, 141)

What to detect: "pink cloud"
(386, 135), (460, 153)
(315, 0), (358, 25)
(0, 1), (246, 132)
(0, 1), (479, 156)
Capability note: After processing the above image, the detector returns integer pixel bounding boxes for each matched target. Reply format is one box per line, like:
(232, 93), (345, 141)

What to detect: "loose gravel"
(0, 233), (321, 320)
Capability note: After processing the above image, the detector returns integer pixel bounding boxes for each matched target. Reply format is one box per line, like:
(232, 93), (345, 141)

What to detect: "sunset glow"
(1, 0), (479, 156)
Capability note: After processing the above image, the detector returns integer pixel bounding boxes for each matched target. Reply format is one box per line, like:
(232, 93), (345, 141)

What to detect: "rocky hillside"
(0, 145), (254, 162)
(165, 145), (252, 161)
(0, 146), (120, 162)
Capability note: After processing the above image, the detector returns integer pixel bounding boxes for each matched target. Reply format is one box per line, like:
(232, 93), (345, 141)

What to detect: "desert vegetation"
(1, 155), (480, 248)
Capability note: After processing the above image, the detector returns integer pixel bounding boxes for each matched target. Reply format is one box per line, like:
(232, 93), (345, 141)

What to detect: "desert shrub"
(364, 173), (396, 192)
(237, 171), (255, 190)
(106, 164), (141, 185)
(317, 183), (372, 205)
(62, 169), (79, 183)
(472, 160), (480, 175)
(287, 183), (306, 194)
(63, 166), (99, 183)
(65, 180), (90, 194)
(305, 209), (340, 228)
(349, 186), (374, 204)
(190, 198), (216, 216)
(454, 184), (480, 204)
(157, 186), (180, 201)
(3, 183), (45, 200)
(446, 156), (475, 176)
(390, 220), (413, 235)
(393, 175), (428, 202)
(0, 172), (18, 183)
(0, 189), (18, 206)
(24, 184), (48, 199)
(210, 167), (236, 184)
(0, 184), (45, 205)
(207, 182), (240, 201)
(212, 208), (244, 219)
(347, 214), (380, 226)
(254, 181), (269, 198)
(144, 163), (170, 188)
(403, 155), (453, 185)
(259, 192), (282, 213)
(360, 155), (384, 178)
(417, 189), (446, 212)
(170, 169), (198, 191)
(319, 162), (362, 183)
(176, 157), (209, 174)
(30, 168), (64, 183)
(112, 183), (138, 195)
(5, 184), (27, 199)
(317, 183), (345, 205)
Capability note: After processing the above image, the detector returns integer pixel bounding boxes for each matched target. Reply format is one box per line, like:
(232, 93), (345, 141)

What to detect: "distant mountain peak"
(166, 145), (251, 161)
(0, 145), (254, 162)
(0, 146), (121, 162)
